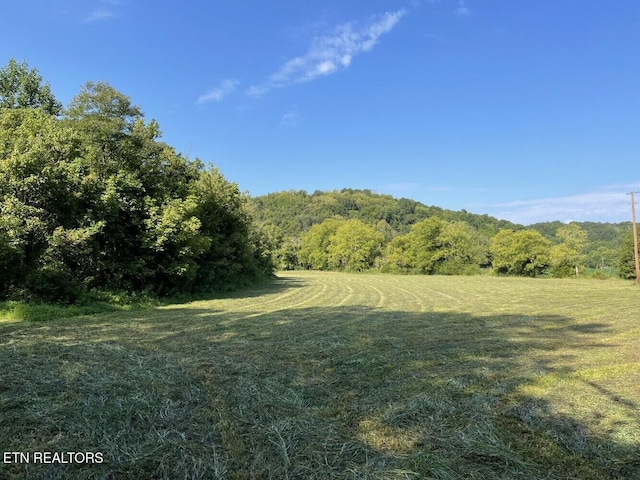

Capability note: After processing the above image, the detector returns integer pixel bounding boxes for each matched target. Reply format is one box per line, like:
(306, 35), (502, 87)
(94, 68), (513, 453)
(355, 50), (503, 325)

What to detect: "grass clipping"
(1, 272), (639, 479)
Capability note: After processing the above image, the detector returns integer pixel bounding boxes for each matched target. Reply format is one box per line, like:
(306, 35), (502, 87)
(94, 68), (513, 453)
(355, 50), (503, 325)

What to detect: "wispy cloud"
(247, 9), (407, 96)
(84, 8), (115, 22)
(197, 79), (240, 104)
(279, 112), (303, 127)
(478, 185), (640, 225)
(456, 0), (470, 16)
(82, 0), (123, 23)
(83, 0), (122, 23)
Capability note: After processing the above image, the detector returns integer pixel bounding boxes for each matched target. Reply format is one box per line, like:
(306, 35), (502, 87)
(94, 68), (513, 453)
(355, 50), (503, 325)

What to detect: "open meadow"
(1, 272), (639, 479)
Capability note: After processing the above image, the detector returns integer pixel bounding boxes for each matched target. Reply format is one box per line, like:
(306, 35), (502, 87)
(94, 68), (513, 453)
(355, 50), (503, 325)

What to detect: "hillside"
(528, 221), (631, 269)
(250, 189), (631, 272)
(250, 189), (521, 269)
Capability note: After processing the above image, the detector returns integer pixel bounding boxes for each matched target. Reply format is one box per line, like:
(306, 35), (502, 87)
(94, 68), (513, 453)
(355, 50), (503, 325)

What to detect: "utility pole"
(629, 191), (640, 284)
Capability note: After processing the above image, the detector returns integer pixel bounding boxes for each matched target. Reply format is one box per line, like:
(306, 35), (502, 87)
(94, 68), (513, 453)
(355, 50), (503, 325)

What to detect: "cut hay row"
(1, 272), (639, 479)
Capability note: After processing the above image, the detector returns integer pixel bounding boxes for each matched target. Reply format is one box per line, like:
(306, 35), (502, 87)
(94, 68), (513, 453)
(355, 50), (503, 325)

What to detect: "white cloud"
(84, 8), (115, 22)
(197, 79), (239, 104)
(82, 0), (123, 22)
(479, 185), (640, 225)
(456, 0), (470, 16)
(247, 9), (407, 96)
(81, 0), (126, 23)
(279, 112), (303, 126)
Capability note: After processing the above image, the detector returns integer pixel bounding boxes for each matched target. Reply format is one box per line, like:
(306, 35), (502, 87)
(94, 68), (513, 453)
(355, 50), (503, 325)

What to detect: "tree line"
(295, 216), (588, 277)
(252, 190), (635, 278)
(2, 59), (635, 306)
(0, 60), (272, 302)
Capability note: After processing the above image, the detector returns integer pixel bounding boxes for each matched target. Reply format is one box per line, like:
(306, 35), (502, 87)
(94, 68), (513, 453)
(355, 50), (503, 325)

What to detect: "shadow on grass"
(0, 275), (304, 323)
(163, 275), (309, 303)
(1, 303), (638, 479)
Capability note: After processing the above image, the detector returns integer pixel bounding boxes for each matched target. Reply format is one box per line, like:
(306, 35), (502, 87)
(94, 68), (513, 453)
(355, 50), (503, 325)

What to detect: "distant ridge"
(250, 189), (630, 272)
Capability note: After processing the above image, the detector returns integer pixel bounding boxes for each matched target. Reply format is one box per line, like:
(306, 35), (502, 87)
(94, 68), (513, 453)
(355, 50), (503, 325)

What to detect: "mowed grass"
(1, 272), (639, 479)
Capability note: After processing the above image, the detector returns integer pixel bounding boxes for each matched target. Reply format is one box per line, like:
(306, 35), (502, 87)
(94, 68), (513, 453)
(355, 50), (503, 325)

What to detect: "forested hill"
(528, 221), (631, 270)
(251, 189), (520, 238)
(250, 189), (521, 269)
(250, 189), (632, 274)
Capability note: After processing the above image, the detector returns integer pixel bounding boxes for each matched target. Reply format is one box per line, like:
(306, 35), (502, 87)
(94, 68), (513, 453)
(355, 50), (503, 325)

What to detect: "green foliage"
(192, 169), (272, 292)
(0, 61), (272, 302)
(299, 218), (383, 272)
(384, 217), (447, 274)
(383, 218), (488, 275)
(616, 229), (637, 280)
(0, 300), (113, 322)
(144, 196), (210, 295)
(252, 189), (521, 269)
(262, 190), (630, 279)
(490, 229), (551, 277)
(548, 223), (587, 277)
(585, 245), (619, 272)
(327, 219), (384, 271)
(298, 218), (344, 270)
(433, 220), (489, 274)
(0, 59), (61, 115)
(531, 221), (629, 270)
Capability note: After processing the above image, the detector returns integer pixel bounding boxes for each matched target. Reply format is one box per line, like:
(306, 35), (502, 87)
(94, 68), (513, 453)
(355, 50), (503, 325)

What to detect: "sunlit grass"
(1, 272), (639, 478)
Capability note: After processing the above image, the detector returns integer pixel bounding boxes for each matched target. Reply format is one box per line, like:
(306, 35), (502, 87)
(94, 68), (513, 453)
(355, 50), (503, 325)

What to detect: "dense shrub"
(0, 61), (272, 302)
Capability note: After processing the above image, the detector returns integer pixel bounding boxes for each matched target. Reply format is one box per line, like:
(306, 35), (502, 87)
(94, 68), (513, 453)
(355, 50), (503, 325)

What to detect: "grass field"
(1, 272), (639, 479)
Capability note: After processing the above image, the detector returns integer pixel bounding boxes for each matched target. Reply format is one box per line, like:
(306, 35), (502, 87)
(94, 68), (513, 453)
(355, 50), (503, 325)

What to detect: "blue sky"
(2, 0), (639, 224)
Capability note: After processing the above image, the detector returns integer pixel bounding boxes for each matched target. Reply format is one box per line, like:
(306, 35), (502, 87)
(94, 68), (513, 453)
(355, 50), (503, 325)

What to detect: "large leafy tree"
(0, 59), (61, 115)
(383, 217), (488, 275)
(433, 221), (489, 274)
(61, 81), (209, 293)
(490, 229), (551, 277)
(298, 218), (344, 270)
(549, 223), (588, 277)
(327, 219), (384, 271)
(0, 61), (272, 301)
(0, 108), (96, 300)
(383, 217), (447, 274)
(192, 169), (271, 292)
(298, 218), (384, 271)
(617, 230), (637, 279)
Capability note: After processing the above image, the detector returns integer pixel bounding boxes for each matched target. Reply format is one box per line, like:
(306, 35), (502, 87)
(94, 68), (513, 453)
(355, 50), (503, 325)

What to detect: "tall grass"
(1, 272), (639, 478)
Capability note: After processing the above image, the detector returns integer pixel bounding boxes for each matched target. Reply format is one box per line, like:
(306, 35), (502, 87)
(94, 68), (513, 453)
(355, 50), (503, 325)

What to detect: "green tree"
(193, 169), (272, 291)
(0, 59), (61, 115)
(383, 218), (487, 275)
(617, 230), (637, 279)
(585, 245), (618, 271)
(298, 218), (344, 270)
(383, 234), (413, 273)
(0, 74), (272, 301)
(549, 223), (587, 277)
(383, 217), (447, 274)
(0, 108), (87, 226)
(490, 229), (551, 277)
(0, 108), (96, 299)
(62, 82), (207, 292)
(327, 219), (384, 271)
(434, 221), (489, 274)
(144, 196), (211, 295)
